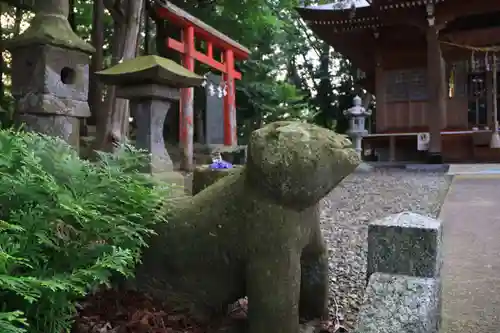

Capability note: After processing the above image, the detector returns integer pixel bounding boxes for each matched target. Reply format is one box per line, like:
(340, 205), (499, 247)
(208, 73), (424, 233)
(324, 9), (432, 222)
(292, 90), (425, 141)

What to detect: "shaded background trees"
(0, 0), (371, 145)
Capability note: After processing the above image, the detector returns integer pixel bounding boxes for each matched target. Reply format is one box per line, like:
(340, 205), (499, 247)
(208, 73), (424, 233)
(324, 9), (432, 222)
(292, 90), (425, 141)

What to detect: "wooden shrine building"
(297, 0), (500, 163)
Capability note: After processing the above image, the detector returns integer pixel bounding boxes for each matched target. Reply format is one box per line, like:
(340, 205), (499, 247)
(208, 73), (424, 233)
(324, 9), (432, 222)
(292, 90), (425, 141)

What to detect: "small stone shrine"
(96, 55), (204, 179)
(7, 0), (95, 151)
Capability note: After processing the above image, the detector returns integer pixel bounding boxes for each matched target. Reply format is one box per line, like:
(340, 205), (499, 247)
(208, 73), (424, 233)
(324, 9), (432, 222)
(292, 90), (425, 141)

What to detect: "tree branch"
(103, 0), (125, 24)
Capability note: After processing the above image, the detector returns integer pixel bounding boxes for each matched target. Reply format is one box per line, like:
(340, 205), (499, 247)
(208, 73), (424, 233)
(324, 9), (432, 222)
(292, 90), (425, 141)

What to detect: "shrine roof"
(297, 0), (500, 32)
(154, 0), (250, 60)
(297, 0), (500, 91)
(296, 0), (449, 32)
(297, 0), (377, 32)
(301, 0), (370, 11)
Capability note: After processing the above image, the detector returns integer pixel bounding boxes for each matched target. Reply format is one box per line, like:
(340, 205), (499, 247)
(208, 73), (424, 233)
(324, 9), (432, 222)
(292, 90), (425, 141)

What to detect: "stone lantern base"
(117, 85), (187, 191)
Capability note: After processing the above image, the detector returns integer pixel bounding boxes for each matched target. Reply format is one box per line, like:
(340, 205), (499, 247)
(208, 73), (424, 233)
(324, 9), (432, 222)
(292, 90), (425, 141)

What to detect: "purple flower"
(209, 160), (233, 169)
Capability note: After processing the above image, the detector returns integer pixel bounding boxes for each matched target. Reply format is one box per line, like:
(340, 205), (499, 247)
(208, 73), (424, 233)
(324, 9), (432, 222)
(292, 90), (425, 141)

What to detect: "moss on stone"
(192, 165), (242, 195)
(96, 55), (204, 88)
(246, 121), (360, 209)
(7, 14), (95, 53)
(134, 122), (359, 333)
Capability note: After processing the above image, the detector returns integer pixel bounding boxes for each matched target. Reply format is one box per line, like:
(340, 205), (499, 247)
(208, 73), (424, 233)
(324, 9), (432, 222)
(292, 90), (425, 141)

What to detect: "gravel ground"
(320, 168), (450, 330)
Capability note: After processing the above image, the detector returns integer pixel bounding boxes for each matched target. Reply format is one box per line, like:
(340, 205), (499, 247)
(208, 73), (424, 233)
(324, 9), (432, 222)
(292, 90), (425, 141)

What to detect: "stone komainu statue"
(134, 121), (360, 333)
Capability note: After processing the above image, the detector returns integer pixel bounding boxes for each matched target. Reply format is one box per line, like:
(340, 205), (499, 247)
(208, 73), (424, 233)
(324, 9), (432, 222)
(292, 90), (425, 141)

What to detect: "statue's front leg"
(246, 248), (301, 333)
(299, 221), (329, 321)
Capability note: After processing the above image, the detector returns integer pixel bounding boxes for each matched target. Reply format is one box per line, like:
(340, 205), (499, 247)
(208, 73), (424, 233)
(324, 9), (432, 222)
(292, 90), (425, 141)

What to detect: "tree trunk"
(68, 0), (76, 31)
(115, 0), (143, 140)
(287, 59), (306, 91)
(136, 5), (144, 56)
(94, 20), (123, 151)
(315, 43), (334, 128)
(13, 6), (22, 35)
(5, 7), (24, 114)
(88, 0), (104, 128)
(155, 19), (182, 61)
(94, 0), (144, 152)
(144, 0), (152, 55)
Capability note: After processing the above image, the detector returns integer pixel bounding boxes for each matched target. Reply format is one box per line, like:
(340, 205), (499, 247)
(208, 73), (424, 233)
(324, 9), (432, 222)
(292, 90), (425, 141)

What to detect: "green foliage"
(169, 0), (360, 139)
(0, 129), (169, 333)
(236, 58), (311, 139)
(0, 0), (365, 139)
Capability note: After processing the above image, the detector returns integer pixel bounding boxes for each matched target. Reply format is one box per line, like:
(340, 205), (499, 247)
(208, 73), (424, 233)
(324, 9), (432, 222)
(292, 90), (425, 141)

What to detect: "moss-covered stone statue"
(134, 121), (360, 333)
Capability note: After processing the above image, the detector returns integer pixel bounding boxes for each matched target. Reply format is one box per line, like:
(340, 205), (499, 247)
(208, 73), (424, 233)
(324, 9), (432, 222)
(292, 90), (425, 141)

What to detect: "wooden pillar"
(223, 49), (237, 146)
(487, 70), (494, 128)
(375, 60), (386, 133)
(426, 22), (445, 163)
(389, 136), (396, 162)
(180, 25), (195, 170)
(494, 54), (498, 131)
(440, 58), (447, 129)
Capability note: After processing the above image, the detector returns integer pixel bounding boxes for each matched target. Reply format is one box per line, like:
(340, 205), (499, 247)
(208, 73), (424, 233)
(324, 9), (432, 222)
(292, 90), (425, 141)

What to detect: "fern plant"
(0, 129), (170, 333)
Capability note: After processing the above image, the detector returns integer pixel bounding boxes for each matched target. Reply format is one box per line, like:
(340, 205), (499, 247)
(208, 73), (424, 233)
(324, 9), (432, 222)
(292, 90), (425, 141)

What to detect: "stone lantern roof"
(6, 0), (94, 54)
(96, 55), (205, 88)
(344, 96), (372, 117)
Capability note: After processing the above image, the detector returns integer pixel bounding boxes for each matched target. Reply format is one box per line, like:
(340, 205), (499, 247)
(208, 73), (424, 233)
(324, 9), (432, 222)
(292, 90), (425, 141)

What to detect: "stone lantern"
(6, 0), (95, 152)
(343, 95), (372, 157)
(96, 55), (204, 182)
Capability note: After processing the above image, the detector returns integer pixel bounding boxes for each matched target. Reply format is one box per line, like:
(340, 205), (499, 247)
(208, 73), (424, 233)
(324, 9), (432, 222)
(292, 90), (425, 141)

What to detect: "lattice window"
(386, 68), (427, 102)
(408, 69), (427, 101)
(386, 70), (408, 102)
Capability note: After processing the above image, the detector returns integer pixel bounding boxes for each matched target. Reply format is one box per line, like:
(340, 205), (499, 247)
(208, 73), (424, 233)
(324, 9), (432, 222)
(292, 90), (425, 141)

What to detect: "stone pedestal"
(358, 212), (443, 333)
(367, 212), (442, 280)
(117, 84), (179, 175)
(192, 165), (241, 195)
(356, 273), (441, 333)
(131, 99), (172, 173)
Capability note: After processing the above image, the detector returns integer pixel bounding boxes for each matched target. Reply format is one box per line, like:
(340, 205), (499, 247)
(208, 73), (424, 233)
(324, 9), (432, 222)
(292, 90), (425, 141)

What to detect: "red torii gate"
(154, 1), (251, 170)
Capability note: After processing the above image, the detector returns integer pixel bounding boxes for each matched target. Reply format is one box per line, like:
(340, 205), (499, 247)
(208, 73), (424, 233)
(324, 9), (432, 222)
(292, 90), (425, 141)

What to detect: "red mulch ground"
(72, 289), (237, 333)
(72, 289), (344, 333)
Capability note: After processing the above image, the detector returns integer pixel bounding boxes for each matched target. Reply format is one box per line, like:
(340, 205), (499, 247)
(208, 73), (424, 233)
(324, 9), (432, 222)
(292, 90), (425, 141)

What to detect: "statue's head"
(245, 121), (360, 210)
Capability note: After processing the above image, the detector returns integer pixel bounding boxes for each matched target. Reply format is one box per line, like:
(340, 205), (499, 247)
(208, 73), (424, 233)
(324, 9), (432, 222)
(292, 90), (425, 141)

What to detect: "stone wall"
(354, 212), (442, 333)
